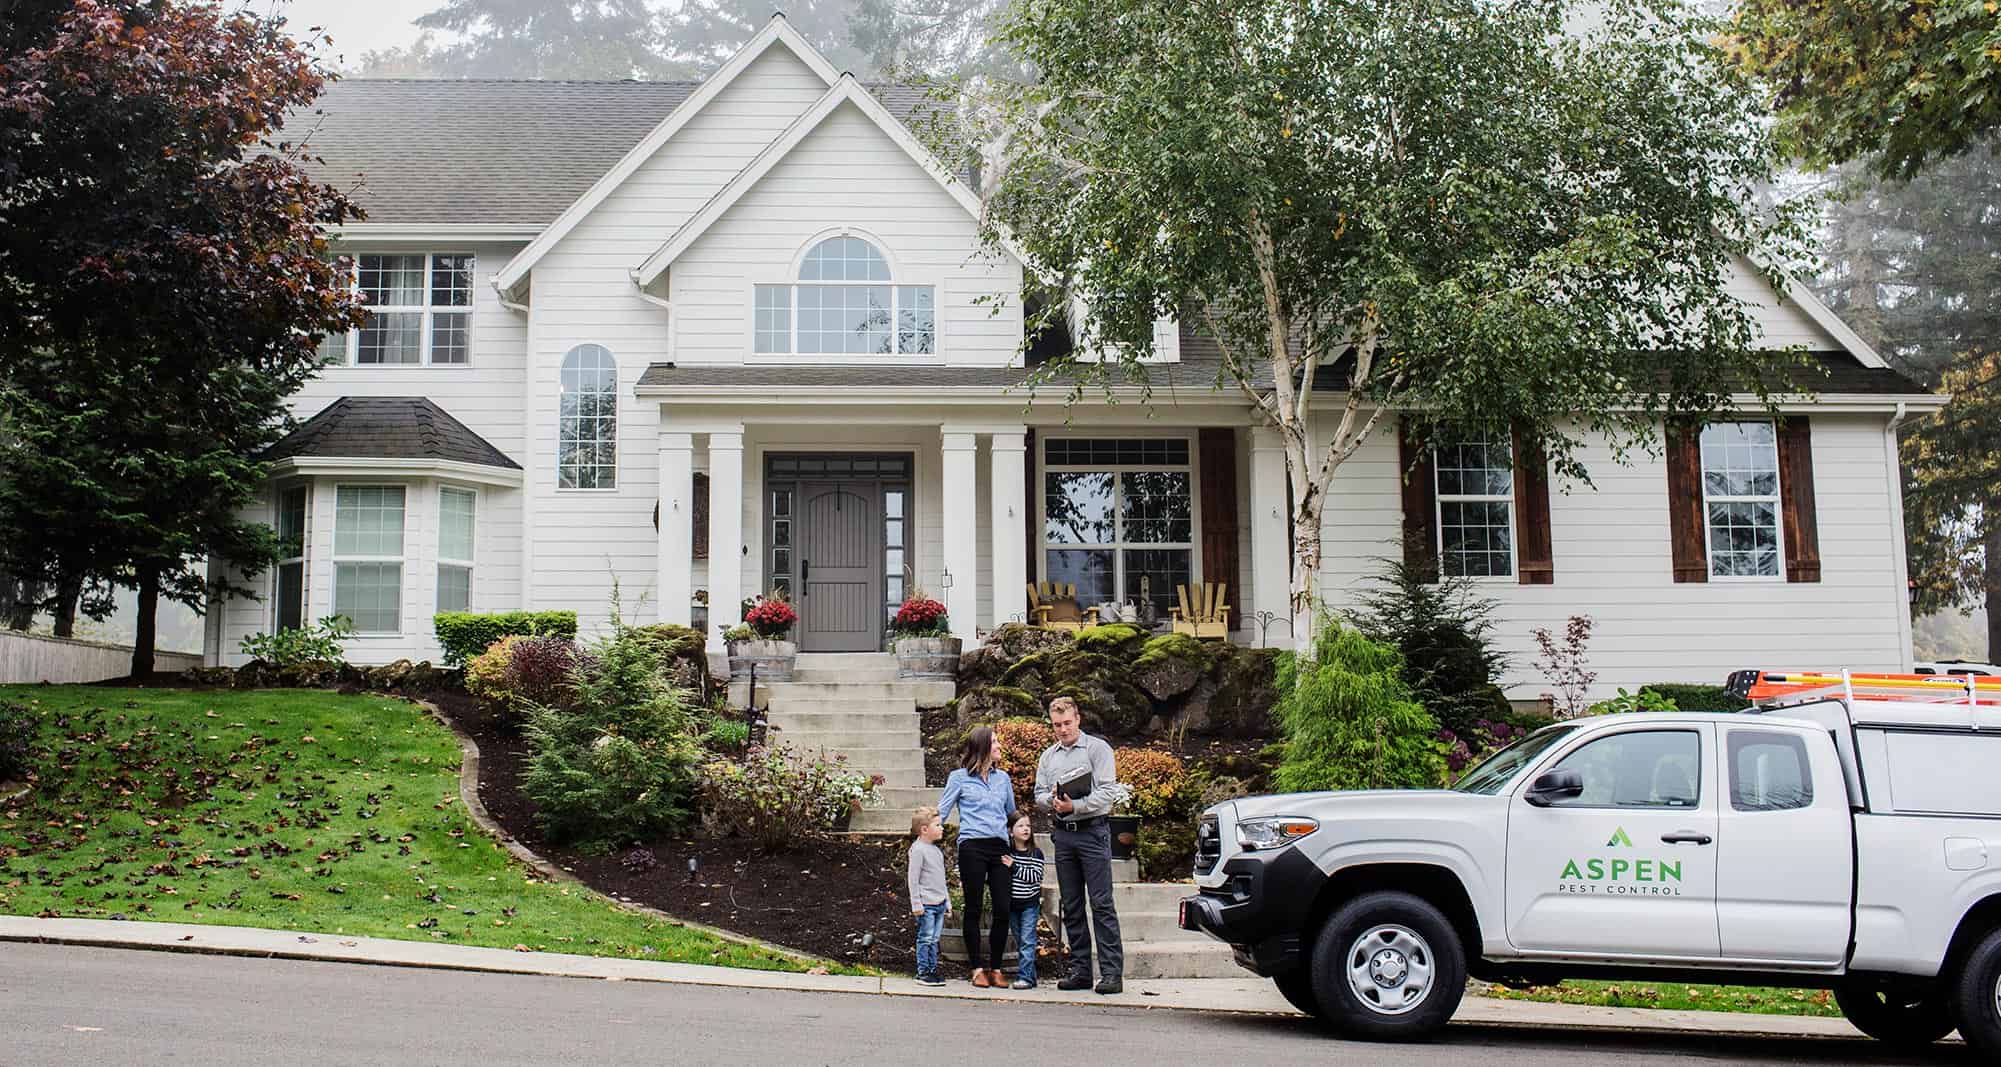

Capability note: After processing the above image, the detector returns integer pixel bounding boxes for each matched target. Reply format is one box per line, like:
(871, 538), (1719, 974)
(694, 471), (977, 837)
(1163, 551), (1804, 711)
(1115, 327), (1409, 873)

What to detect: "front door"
(797, 481), (880, 652)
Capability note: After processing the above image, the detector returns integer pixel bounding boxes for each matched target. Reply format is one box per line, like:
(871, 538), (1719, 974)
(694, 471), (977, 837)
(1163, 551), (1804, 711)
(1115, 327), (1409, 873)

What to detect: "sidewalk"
(0, 915), (1872, 1041)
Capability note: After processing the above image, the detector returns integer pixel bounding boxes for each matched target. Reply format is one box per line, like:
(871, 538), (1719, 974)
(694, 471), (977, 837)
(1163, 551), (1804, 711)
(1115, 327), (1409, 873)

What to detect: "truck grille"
(1194, 814), (1221, 875)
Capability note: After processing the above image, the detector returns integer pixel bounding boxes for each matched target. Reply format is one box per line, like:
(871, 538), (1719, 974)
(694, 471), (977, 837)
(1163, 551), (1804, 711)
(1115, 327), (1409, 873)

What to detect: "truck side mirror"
(1524, 768), (1584, 807)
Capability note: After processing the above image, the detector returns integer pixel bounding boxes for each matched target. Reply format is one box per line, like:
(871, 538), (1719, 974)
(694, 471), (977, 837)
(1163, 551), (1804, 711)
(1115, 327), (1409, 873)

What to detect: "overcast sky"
(268, 0), (435, 64)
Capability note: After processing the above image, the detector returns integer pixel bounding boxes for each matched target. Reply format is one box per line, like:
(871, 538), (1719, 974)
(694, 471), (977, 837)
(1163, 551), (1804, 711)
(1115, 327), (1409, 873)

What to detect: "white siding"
(1310, 412), (1910, 700)
(1731, 255), (1845, 352)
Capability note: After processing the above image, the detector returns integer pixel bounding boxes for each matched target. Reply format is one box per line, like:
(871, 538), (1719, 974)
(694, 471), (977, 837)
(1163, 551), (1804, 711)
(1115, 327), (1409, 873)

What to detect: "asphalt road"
(0, 943), (1973, 1066)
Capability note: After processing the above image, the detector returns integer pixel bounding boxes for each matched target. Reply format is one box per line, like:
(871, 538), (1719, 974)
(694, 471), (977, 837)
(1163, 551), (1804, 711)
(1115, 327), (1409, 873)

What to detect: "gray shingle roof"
(266, 397), (520, 469)
(294, 79), (944, 227)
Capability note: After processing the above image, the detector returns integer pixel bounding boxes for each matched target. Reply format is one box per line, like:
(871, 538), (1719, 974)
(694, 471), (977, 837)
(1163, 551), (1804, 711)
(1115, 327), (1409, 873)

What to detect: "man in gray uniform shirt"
(1034, 696), (1123, 994)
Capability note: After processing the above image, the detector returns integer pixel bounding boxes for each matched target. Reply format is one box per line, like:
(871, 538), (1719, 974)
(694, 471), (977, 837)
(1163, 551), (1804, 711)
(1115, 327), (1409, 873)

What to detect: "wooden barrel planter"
(727, 639), (797, 683)
(893, 636), (961, 680)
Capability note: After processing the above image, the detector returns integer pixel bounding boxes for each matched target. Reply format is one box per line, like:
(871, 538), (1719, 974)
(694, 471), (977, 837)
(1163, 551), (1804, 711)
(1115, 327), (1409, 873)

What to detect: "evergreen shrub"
(433, 610), (579, 667)
(1273, 621), (1447, 793)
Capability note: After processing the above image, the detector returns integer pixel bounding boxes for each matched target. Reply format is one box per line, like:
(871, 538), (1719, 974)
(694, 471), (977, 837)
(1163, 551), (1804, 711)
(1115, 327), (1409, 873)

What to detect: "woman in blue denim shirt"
(938, 725), (1016, 987)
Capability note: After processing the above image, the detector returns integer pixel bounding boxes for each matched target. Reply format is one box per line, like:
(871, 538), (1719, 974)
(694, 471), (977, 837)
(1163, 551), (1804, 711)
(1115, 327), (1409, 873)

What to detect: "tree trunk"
(51, 573), (82, 638)
(132, 563), (160, 680)
(3, 584), (35, 631)
(1288, 474), (1329, 656)
(1987, 518), (2001, 666)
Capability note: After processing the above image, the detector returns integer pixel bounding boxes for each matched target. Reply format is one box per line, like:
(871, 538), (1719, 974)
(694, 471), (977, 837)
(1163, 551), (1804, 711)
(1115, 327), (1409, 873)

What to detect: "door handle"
(1660, 831), (1713, 845)
(801, 559), (809, 585)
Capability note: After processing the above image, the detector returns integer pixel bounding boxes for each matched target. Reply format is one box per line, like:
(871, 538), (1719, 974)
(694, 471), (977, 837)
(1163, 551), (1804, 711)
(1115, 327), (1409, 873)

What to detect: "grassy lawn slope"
(0, 685), (821, 972)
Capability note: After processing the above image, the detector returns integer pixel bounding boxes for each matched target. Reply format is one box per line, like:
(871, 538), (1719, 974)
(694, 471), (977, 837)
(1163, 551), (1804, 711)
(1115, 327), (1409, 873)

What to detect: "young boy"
(1003, 810), (1046, 989)
(908, 806), (950, 986)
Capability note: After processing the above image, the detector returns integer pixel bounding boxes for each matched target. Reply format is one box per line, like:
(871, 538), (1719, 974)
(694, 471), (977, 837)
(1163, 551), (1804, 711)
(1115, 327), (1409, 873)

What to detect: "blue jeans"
(1011, 899), (1041, 984)
(915, 901), (947, 979)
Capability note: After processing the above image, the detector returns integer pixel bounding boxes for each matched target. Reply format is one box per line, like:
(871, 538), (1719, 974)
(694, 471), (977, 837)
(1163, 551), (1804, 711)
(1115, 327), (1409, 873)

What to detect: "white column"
(1249, 427), (1291, 647)
(657, 432), (694, 626)
(706, 428), (745, 655)
(940, 429), (980, 641)
(988, 430), (1028, 628)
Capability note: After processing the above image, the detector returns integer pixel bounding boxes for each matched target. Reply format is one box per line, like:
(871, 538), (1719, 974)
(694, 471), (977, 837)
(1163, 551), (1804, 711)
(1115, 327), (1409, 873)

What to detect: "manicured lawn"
(1483, 978), (1840, 1017)
(0, 685), (834, 973)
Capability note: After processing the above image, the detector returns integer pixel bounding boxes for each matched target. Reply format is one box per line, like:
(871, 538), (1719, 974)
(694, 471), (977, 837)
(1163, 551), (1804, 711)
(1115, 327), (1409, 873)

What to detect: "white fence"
(0, 630), (203, 684)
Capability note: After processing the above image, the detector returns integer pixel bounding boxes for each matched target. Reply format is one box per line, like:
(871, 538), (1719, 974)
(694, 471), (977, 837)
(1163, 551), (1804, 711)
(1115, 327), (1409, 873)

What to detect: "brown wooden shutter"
(1776, 417), (1821, 583)
(1511, 429), (1554, 585)
(1664, 419), (1708, 583)
(1198, 429), (1240, 592)
(1024, 428), (1038, 584)
(691, 472), (710, 560)
(1398, 420), (1439, 576)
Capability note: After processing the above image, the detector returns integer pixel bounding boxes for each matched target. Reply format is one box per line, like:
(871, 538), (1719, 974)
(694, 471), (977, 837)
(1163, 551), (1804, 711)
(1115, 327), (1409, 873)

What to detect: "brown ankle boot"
(972, 968), (991, 988)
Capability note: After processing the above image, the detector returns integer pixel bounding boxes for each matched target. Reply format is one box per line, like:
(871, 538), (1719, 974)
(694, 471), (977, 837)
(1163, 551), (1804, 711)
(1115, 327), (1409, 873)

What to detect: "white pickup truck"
(1179, 681), (2001, 1055)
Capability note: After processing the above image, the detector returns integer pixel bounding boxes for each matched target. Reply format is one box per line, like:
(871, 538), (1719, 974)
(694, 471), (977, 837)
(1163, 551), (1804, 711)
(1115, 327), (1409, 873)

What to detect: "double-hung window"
(1042, 438), (1194, 619)
(437, 487), (476, 612)
(333, 485), (405, 634)
(274, 485), (309, 632)
(1434, 435), (1515, 578)
(753, 236), (935, 356)
(1699, 421), (1783, 578)
(319, 253), (474, 365)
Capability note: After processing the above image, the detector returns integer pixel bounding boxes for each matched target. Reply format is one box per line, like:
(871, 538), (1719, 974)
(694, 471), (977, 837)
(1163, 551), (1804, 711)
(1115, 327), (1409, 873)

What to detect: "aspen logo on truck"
(1555, 827), (1683, 895)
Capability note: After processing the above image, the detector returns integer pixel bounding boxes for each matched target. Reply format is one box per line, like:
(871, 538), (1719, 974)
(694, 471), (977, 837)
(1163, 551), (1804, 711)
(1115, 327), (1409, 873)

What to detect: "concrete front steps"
(731, 651), (946, 798)
(1040, 876), (1240, 980)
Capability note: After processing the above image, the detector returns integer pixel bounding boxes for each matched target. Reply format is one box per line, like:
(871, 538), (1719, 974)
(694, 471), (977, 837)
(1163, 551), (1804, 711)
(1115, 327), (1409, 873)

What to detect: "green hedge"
(434, 611), (579, 667)
(1638, 683), (1751, 712)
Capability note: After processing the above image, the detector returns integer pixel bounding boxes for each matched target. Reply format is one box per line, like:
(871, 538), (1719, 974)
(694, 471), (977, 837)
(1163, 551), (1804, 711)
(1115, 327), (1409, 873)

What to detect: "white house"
(206, 16), (1943, 698)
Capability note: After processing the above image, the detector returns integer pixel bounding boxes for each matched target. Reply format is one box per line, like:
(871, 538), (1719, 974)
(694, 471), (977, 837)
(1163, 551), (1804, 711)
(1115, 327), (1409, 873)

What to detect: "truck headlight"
(1235, 816), (1319, 851)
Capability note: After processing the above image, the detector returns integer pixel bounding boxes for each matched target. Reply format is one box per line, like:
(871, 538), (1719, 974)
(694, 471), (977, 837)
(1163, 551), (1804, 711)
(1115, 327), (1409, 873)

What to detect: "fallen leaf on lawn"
(513, 944), (532, 952)
(807, 966), (829, 976)
(178, 935), (194, 942)
(297, 936), (318, 943)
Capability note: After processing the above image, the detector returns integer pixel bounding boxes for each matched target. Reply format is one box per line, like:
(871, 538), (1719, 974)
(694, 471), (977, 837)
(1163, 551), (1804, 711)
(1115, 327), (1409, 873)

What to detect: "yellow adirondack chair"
(1171, 583), (1232, 640)
(1026, 581), (1101, 632)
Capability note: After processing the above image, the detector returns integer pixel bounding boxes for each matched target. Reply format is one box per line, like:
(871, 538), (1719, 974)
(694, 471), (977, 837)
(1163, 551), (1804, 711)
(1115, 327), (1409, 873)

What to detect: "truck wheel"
(1950, 925), (2001, 1058)
(1274, 969), (1322, 1020)
(1831, 982), (1954, 1047)
(1309, 890), (1466, 1041)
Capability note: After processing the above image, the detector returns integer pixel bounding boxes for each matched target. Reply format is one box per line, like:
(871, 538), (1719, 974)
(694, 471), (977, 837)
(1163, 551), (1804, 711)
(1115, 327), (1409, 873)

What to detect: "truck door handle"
(1660, 832), (1712, 845)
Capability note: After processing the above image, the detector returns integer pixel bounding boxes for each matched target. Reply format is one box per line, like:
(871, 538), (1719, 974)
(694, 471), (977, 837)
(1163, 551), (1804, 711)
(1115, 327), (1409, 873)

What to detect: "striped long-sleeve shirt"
(1008, 845), (1045, 901)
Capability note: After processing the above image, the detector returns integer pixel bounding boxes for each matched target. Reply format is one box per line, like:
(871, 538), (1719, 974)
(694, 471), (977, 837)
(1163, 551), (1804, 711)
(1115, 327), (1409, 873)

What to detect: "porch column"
(706, 428), (745, 655)
(940, 428), (979, 641)
(1249, 427), (1291, 647)
(657, 432), (694, 626)
(988, 430), (1028, 627)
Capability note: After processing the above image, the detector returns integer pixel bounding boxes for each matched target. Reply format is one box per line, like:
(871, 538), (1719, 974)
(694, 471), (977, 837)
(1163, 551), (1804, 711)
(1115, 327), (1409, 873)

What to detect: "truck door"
(1505, 724), (1721, 958)
(1715, 725), (1852, 964)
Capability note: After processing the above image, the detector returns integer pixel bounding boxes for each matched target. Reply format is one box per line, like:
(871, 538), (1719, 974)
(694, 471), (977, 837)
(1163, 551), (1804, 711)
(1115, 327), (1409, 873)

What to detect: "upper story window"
(753, 236), (935, 356)
(1700, 421), (1782, 578)
(558, 344), (617, 490)
(1435, 435), (1515, 578)
(318, 253), (473, 365)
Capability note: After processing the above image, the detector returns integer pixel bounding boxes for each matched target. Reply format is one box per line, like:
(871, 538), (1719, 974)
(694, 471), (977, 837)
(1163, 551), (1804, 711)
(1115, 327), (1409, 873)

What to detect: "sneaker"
(917, 975), (946, 987)
(1010, 978), (1037, 990)
(1056, 972), (1093, 991)
(1094, 977), (1123, 995)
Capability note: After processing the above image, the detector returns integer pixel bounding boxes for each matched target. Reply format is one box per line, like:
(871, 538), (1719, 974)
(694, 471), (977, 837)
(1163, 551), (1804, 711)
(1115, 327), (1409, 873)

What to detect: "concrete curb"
(0, 915), (1876, 1043)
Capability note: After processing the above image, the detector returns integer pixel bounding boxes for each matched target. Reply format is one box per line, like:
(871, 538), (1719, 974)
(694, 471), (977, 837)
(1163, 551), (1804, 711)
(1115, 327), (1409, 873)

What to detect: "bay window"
(437, 486), (476, 612)
(1042, 438), (1194, 618)
(333, 485), (405, 634)
(275, 485), (308, 632)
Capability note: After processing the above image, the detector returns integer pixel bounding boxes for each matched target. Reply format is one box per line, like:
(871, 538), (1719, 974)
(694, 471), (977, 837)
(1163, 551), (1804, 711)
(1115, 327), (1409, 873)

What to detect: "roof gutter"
(629, 270), (673, 312)
(490, 276), (529, 314)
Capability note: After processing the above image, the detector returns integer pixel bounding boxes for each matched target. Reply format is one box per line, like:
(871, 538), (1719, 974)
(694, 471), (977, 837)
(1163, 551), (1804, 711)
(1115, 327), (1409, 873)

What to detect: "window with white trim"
(1435, 435), (1514, 578)
(333, 485), (405, 634)
(753, 236), (935, 355)
(1042, 438), (1194, 619)
(1700, 421), (1783, 578)
(437, 487), (476, 612)
(558, 344), (617, 489)
(275, 485), (308, 632)
(319, 253), (473, 365)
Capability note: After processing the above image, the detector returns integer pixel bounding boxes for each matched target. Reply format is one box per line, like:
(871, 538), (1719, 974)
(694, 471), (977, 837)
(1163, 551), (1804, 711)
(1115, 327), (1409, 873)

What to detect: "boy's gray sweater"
(907, 838), (948, 911)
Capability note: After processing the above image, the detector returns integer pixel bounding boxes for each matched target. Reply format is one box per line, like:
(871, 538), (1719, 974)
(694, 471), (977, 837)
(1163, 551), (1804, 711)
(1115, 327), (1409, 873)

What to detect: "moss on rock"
(1073, 622), (1148, 656)
(1133, 633), (1215, 701)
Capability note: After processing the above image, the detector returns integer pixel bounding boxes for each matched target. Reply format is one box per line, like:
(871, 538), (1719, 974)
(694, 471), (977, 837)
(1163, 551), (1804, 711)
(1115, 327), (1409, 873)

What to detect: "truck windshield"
(1451, 726), (1580, 795)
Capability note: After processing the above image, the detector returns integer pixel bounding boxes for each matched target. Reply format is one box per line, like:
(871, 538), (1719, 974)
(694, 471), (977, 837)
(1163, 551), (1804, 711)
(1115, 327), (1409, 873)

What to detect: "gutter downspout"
(629, 270), (673, 313)
(1884, 400), (1915, 671)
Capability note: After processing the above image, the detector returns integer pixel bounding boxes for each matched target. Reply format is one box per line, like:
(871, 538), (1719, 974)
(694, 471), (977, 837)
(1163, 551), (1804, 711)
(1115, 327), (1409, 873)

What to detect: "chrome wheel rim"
(1992, 970), (2000, 1023)
(1345, 923), (1433, 1016)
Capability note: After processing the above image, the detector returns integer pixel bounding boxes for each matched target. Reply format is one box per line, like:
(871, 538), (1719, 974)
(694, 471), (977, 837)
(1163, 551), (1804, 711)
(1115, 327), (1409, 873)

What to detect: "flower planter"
(893, 635), (961, 680)
(1108, 814), (1141, 860)
(727, 639), (797, 682)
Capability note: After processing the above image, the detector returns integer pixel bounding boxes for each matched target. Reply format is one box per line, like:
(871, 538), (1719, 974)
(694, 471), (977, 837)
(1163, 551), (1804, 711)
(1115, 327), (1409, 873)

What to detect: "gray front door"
(798, 481), (880, 652)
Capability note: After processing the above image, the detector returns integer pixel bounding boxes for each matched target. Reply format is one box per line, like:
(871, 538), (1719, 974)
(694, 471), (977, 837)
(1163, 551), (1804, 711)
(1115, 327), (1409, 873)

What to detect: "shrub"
(1532, 615), (1596, 718)
(434, 610), (579, 667)
(992, 717), (1054, 808)
(0, 701), (37, 782)
(508, 636), (583, 708)
(698, 745), (866, 851)
(702, 716), (751, 753)
(1640, 683), (1750, 712)
(890, 595), (950, 638)
(1273, 621), (1448, 792)
(1112, 747), (1188, 821)
(521, 622), (701, 848)
(1587, 687), (1678, 716)
(464, 636), (520, 709)
(239, 615), (352, 668)
(1350, 556), (1507, 736)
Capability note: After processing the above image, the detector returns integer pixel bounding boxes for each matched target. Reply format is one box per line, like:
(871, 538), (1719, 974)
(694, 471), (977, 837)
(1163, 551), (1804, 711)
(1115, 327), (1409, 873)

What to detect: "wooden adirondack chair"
(1171, 583), (1232, 640)
(1026, 581), (1101, 632)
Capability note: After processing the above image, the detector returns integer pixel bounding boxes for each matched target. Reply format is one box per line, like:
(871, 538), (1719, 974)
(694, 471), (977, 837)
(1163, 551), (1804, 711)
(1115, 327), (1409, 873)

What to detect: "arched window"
(558, 344), (617, 489)
(754, 235), (935, 356)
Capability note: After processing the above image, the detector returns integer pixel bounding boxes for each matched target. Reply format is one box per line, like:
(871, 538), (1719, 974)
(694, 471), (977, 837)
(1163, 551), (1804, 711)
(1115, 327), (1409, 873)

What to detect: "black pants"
(1053, 822), (1122, 979)
(956, 836), (1012, 970)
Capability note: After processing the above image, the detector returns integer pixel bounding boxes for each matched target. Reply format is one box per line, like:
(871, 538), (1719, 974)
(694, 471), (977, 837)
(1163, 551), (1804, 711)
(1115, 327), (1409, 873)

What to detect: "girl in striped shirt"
(1002, 809), (1046, 988)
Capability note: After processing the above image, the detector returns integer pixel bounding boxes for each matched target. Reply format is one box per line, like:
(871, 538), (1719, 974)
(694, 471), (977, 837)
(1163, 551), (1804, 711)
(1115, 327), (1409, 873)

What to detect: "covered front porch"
(644, 393), (1292, 656)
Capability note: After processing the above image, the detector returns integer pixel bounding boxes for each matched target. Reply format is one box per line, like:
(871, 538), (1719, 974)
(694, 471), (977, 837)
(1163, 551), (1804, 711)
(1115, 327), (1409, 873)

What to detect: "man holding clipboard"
(1033, 696), (1124, 994)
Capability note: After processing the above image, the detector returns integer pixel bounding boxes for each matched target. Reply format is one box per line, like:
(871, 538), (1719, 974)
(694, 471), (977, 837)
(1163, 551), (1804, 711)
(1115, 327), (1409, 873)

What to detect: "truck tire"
(1950, 925), (2001, 1058)
(1275, 969), (1322, 1020)
(1831, 982), (1955, 1048)
(1309, 890), (1466, 1041)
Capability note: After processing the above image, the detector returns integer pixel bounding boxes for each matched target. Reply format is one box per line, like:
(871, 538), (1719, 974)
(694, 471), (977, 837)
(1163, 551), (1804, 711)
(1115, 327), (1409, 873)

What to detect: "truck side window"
(1727, 731), (1813, 812)
(1547, 730), (1701, 808)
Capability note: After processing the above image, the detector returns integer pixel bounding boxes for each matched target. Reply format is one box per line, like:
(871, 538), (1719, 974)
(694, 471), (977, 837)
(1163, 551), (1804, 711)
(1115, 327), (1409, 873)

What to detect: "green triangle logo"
(1606, 827), (1634, 848)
